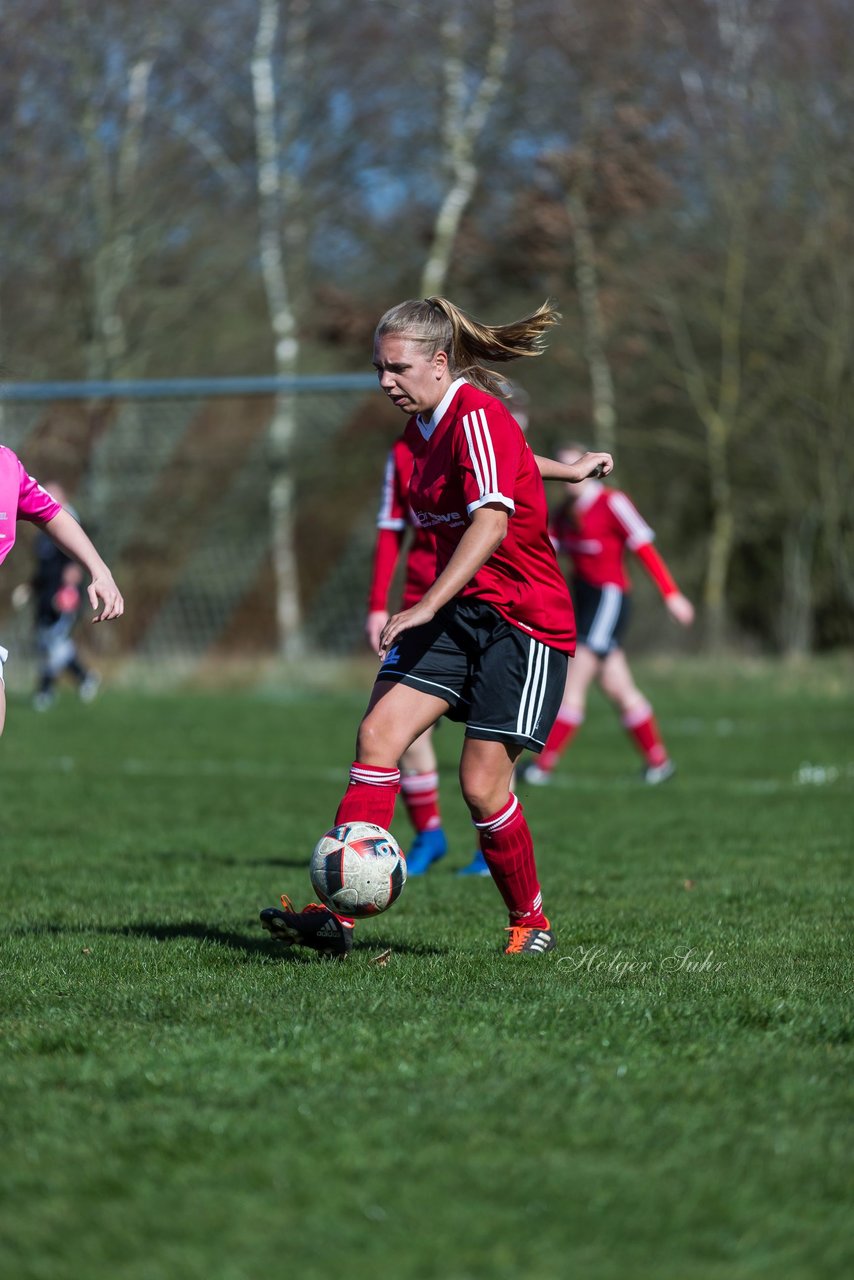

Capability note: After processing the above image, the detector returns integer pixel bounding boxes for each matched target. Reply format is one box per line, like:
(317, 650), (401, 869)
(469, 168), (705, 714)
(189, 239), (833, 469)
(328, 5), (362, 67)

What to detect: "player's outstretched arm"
(40, 510), (124, 622)
(633, 542), (695, 627)
(535, 452), (613, 482)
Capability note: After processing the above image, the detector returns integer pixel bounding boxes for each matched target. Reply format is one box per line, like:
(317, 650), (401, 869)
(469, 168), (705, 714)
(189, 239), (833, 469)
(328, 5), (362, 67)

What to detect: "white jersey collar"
(416, 378), (467, 440)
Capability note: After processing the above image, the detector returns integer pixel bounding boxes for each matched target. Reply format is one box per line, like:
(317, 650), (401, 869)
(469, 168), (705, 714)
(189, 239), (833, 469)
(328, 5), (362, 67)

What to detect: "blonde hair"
(375, 297), (561, 397)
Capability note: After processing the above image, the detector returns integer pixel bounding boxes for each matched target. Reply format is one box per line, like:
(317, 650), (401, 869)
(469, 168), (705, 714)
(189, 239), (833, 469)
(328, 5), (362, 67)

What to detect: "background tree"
(1, 0), (852, 655)
(419, 0), (514, 298)
(251, 0), (308, 657)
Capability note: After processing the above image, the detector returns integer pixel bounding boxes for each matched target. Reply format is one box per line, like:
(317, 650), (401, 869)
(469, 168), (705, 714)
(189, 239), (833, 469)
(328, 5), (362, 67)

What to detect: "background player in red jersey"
(518, 444), (694, 787)
(261, 298), (611, 957)
(365, 434), (449, 875)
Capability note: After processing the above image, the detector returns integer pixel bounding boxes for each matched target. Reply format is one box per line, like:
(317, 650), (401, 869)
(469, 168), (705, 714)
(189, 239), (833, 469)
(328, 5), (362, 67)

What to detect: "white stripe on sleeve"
(376, 451), (398, 528)
(475, 408), (499, 494)
(608, 491), (655, 550)
(463, 408), (514, 515)
(462, 413), (488, 497)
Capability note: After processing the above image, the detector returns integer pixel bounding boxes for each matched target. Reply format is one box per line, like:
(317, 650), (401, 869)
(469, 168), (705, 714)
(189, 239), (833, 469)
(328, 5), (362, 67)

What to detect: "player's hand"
(666, 593), (695, 627)
(365, 610), (389, 655)
(378, 601), (436, 660)
(11, 583), (31, 610)
(88, 572), (124, 623)
(574, 452), (613, 481)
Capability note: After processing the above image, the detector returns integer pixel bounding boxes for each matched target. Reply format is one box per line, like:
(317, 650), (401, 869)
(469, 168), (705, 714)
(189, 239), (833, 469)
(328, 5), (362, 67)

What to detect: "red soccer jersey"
(551, 485), (655, 591)
(402, 379), (575, 652)
(369, 436), (437, 610)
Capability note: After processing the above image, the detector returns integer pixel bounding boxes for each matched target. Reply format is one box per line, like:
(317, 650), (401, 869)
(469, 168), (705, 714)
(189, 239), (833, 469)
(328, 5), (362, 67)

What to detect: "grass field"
(0, 658), (851, 1280)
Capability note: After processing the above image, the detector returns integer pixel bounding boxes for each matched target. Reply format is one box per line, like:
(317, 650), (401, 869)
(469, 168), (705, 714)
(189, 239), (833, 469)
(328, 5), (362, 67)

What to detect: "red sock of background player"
(326, 762), (401, 925)
(400, 771), (442, 833)
(537, 707), (584, 773)
(473, 795), (549, 929)
(622, 701), (668, 767)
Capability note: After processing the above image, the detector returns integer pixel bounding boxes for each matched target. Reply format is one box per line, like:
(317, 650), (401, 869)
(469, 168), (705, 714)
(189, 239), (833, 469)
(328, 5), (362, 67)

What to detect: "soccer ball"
(309, 822), (406, 917)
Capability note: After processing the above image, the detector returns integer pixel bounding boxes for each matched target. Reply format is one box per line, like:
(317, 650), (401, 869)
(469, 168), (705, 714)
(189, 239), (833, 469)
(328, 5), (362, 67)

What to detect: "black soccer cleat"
(260, 895), (354, 959)
(503, 923), (556, 955)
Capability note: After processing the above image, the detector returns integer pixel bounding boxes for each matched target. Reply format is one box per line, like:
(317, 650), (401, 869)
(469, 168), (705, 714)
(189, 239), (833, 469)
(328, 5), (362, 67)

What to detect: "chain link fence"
(0, 376), (399, 681)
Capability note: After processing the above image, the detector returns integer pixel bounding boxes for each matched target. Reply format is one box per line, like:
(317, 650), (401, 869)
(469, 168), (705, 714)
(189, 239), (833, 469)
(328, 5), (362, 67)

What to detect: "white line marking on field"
(4, 756), (853, 795)
(0, 755), (346, 783)
(514, 773), (790, 795)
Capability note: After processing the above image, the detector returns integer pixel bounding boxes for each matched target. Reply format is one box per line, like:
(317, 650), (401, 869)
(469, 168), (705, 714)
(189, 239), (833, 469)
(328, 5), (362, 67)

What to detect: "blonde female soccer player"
(366, 385), (533, 878)
(261, 298), (610, 956)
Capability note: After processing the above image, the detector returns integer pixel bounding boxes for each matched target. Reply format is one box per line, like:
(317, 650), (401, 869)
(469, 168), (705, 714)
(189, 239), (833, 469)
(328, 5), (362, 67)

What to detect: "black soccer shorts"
(573, 579), (632, 656)
(376, 599), (568, 753)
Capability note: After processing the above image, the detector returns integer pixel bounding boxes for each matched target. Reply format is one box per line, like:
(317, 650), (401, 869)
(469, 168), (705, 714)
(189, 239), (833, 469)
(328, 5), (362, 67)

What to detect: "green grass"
(0, 660), (852, 1280)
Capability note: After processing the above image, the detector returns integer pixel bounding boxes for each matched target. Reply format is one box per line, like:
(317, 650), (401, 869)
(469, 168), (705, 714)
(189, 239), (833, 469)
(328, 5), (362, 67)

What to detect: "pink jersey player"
(0, 446), (62, 566)
(0, 445), (123, 735)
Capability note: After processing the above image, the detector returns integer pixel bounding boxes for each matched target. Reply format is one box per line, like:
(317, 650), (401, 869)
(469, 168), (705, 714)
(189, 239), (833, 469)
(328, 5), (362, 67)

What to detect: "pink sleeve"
(456, 403), (518, 517)
(17, 461), (62, 523)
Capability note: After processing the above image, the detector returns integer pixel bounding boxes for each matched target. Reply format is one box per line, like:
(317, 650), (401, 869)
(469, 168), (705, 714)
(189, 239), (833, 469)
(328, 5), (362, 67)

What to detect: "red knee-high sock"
(328, 763), (401, 926)
(538, 706), (584, 773)
(400, 770), (442, 833)
(335, 761), (401, 828)
(622, 701), (668, 767)
(474, 795), (548, 928)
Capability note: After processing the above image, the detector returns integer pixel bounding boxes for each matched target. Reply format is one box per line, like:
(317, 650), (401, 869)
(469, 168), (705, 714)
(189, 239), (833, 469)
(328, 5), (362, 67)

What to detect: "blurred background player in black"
(15, 481), (101, 711)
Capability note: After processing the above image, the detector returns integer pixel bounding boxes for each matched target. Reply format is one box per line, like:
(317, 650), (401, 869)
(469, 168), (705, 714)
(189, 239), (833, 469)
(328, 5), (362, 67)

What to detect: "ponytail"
(375, 297), (561, 397)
